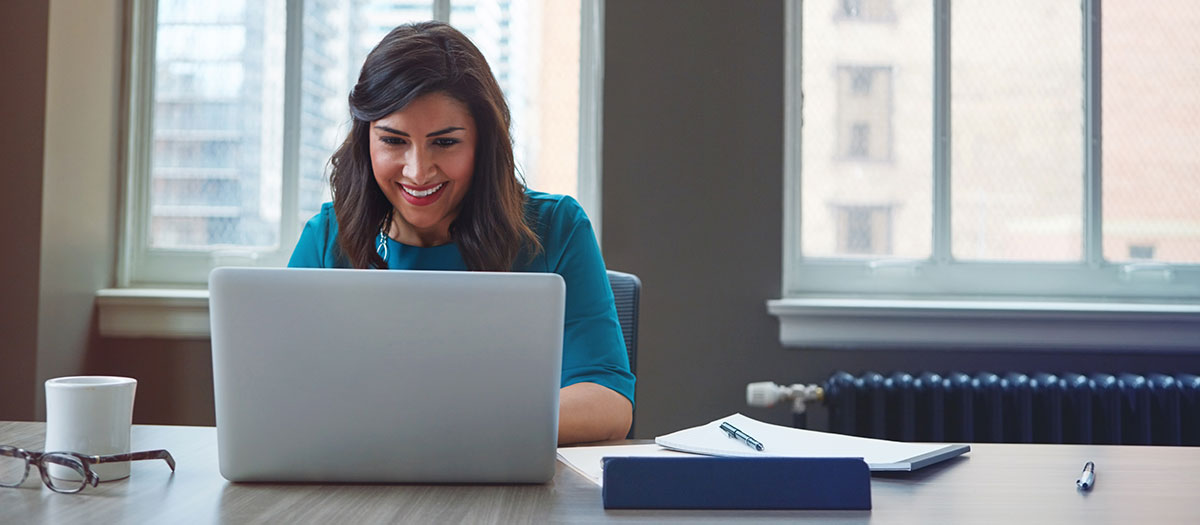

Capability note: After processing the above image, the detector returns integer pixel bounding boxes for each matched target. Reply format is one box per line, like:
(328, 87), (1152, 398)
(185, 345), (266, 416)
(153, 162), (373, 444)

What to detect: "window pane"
(950, 1), (1082, 262)
(151, 0), (286, 249)
(802, 0), (931, 259)
(452, 0), (580, 196)
(296, 1), (434, 225)
(1102, 2), (1200, 264)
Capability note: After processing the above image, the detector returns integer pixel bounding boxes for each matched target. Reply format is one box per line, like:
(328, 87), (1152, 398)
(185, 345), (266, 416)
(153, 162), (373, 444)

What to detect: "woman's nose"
(402, 147), (435, 181)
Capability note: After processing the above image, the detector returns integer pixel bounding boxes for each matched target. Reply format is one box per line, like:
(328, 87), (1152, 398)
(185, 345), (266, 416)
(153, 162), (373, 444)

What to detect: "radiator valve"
(746, 382), (824, 415)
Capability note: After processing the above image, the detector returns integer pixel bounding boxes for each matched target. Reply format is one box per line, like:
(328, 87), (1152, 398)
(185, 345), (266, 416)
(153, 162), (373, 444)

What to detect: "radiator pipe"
(746, 381), (825, 429)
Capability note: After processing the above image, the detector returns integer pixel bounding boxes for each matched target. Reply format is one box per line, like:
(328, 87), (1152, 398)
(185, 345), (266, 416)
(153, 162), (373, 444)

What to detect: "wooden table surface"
(2, 421), (1197, 523)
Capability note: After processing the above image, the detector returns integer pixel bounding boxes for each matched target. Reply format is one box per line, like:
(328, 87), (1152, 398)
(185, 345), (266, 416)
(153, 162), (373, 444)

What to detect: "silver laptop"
(208, 267), (565, 483)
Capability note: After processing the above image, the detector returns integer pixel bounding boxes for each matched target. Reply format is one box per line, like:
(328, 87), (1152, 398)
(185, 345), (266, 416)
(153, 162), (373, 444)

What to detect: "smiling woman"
(286, 22), (633, 445)
(370, 93), (477, 248)
(315, 22), (538, 272)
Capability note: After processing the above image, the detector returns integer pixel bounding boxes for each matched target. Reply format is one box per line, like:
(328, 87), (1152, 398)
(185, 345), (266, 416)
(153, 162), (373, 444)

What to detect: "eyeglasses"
(0, 445), (175, 494)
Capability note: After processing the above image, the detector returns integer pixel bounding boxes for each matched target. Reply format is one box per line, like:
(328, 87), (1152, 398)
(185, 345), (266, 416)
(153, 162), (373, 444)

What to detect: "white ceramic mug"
(44, 376), (137, 482)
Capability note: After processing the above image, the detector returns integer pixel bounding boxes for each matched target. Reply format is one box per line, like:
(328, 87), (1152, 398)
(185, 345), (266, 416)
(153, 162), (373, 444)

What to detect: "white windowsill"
(97, 289), (1200, 350)
(96, 288), (211, 339)
(768, 298), (1200, 352)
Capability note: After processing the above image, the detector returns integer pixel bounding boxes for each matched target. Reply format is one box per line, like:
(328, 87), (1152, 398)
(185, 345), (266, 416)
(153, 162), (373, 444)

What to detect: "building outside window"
(836, 65), (891, 162)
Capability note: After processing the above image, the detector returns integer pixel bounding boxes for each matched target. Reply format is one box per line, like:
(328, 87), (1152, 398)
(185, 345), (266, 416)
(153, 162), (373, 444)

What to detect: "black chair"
(607, 270), (641, 438)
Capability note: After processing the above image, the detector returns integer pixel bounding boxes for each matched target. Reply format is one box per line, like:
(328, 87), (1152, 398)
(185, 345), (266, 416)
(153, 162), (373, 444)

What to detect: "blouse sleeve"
(545, 197), (636, 406)
(288, 202), (335, 268)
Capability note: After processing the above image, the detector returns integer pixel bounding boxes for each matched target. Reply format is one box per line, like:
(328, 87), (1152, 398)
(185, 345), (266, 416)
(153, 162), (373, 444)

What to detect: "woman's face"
(370, 92), (477, 246)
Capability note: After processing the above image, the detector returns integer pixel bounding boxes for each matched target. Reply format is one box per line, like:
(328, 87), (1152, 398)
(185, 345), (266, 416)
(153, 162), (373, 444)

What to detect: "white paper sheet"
(654, 413), (969, 471)
(555, 444), (694, 486)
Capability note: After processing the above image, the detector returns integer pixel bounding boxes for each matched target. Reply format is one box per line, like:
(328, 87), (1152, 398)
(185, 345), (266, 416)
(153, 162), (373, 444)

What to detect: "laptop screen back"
(209, 267), (564, 483)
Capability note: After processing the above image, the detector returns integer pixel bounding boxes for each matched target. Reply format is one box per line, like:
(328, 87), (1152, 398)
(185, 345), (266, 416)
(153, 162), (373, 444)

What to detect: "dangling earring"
(376, 213), (390, 264)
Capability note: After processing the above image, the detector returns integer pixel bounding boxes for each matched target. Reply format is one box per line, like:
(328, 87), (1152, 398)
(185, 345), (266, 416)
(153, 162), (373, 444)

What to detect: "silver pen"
(1076, 461), (1095, 490)
(719, 422), (765, 451)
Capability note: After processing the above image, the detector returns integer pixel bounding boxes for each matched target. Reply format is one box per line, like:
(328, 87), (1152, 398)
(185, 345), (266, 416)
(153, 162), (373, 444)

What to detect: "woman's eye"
(433, 138), (460, 147)
(380, 136), (406, 145)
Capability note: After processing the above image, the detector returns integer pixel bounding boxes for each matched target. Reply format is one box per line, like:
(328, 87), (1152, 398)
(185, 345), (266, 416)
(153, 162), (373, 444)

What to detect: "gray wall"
(601, 0), (798, 435)
(0, 0), (160, 424)
(37, 0), (124, 419)
(601, 0), (1200, 438)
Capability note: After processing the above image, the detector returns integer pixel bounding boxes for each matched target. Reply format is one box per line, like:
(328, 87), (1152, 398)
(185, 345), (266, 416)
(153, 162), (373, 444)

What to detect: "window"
(784, 0), (1200, 302)
(847, 122), (870, 158)
(838, 0), (893, 21)
(836, 65), (891, 161)
(849, 68), (873, 95)
(835, 205), (893, 255)
(1128, 244), (1155, 260)
(120, 0), (600, 286)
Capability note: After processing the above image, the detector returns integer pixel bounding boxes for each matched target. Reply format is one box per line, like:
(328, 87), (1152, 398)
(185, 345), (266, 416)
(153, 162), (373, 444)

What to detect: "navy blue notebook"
(601, 456), (871, 510)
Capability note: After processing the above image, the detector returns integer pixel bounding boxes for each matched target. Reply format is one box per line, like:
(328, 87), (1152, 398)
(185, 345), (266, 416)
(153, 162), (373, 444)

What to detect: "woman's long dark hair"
(329, 22), (540, 270)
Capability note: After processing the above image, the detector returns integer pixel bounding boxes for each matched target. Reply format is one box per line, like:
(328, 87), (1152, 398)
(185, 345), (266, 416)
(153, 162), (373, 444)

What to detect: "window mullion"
(1083, 0), (1103, 267)
(280, 0), (304, 253)
(120, 0), (159, 287)
(434, 0), (451, 22)
(579, 0), (605, 243)
(782, 0), (802, 295)
(932, 0), (951, 265)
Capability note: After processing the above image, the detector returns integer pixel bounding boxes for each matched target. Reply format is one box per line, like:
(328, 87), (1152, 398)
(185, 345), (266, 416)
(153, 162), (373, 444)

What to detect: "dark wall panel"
(602, 0), (803, 436)
(0, 1), (50, 421)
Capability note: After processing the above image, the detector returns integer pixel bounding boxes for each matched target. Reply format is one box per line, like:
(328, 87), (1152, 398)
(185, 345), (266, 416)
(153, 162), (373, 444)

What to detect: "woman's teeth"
(402, 183), (445, 198)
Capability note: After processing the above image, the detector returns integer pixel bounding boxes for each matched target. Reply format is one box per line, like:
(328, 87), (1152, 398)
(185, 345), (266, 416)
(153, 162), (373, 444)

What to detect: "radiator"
(823, 371), (1200, 446)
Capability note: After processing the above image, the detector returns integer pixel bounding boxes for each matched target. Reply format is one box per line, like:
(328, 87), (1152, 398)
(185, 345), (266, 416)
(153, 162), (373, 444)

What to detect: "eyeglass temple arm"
(89, 450), (176, 471)
(84, 469), (101, 487)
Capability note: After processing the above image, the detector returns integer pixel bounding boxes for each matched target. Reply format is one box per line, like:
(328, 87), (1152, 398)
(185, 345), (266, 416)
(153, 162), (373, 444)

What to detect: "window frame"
(116, 0), (603, 288)
(101, 0), (604, 338)
(776, 0), (1200, 350)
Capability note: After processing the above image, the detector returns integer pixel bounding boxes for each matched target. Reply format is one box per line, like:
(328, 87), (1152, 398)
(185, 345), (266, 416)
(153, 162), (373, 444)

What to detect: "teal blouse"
(287, 191), (635, 405)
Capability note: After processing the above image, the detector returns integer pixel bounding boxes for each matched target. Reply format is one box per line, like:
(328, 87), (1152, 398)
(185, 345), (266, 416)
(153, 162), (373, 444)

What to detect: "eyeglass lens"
(0, 451), (29, 486)
(40, 454), (89, 493)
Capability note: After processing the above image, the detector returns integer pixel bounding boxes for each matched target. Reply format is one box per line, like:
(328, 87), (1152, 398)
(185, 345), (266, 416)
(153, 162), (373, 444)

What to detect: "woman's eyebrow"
(373, 125), (464, 137)
(374, 125), (408, 136)
(426, 126), (465, 137)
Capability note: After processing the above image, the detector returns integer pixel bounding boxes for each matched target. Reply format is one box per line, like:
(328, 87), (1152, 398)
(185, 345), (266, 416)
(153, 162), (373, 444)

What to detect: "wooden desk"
(1, 421), (1196, 523)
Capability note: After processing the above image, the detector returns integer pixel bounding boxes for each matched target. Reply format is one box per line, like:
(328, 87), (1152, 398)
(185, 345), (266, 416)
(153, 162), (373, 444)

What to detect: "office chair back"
(607, 270), (640, 438)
